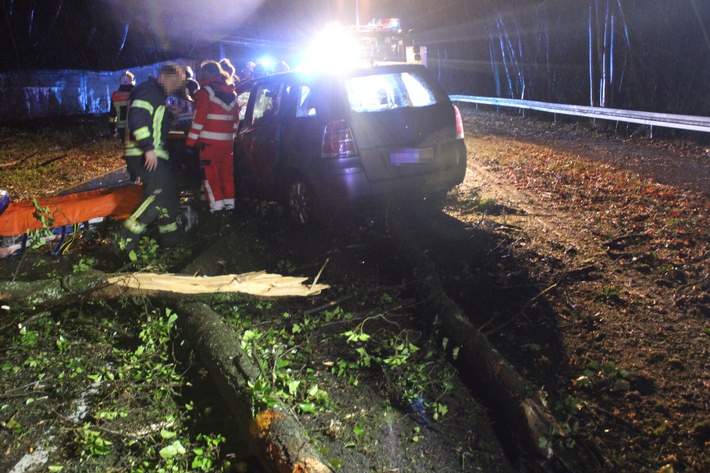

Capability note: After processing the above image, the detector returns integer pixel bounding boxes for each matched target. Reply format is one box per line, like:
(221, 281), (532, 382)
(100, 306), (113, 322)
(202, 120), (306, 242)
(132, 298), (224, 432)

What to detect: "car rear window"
(344, 72), (438, 113)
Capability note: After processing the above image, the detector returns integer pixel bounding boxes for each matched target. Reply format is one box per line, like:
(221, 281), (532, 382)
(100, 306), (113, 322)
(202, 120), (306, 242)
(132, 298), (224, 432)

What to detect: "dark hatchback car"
(234, 63), (467, 224)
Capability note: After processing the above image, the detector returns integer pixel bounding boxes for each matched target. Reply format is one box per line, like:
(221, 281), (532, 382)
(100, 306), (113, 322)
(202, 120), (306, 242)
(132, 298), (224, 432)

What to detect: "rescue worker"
(108, 71), (135, 140)
(274, 60), (290, 73)
(117, 63), (186, 252)
(185, 66), (200, 100)
(219, 58), (239, 84)
(185, 61), (239, 216)
(237, 61), (255, 82)
(252, 62), (267, 78)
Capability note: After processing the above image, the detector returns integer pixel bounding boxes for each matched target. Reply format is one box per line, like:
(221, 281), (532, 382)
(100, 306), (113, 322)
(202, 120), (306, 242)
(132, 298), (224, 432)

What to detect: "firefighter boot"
(115, 217), (146, 254)
(159, 222), (184, 248)
(114, 227), (141, 254)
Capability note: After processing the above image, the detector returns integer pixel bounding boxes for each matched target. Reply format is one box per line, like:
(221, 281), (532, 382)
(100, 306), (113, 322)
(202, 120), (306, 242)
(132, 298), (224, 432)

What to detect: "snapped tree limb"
(0, 270), (329, 311)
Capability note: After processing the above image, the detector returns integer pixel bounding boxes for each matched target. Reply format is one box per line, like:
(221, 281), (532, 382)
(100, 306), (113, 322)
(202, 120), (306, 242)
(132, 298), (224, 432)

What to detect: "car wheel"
(284, 177), (316, 226)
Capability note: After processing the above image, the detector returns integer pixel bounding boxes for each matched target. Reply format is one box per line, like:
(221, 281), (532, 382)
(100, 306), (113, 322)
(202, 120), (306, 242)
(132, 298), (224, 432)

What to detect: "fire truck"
(343, 18), (427, 66)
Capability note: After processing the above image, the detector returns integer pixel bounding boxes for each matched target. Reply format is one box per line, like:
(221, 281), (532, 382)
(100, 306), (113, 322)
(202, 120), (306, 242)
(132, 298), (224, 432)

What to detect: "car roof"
(235, 78), (254, 95)
(237, 63), (432, 89)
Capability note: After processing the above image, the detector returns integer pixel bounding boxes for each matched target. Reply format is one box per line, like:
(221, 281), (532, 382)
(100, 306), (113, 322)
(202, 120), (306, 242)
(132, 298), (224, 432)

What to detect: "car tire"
(284, 176), (317, 226)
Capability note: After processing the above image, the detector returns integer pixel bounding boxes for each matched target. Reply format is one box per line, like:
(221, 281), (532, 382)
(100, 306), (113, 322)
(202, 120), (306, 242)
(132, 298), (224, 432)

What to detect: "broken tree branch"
(39, 153), (68, 167)
(0, 270), (329, 311)
(0, 151), (38, 169)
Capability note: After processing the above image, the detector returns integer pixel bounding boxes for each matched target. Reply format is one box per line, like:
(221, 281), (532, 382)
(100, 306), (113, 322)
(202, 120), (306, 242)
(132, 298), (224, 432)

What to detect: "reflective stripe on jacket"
(109, 88), (132, 128)
(123, 78), (171, 160)
(186, 84), (239, 148)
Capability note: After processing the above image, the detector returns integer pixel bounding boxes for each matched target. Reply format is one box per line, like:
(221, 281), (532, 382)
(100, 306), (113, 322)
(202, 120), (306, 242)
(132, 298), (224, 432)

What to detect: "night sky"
(2, 1), (707, 71)
(1, 0), (709, 114)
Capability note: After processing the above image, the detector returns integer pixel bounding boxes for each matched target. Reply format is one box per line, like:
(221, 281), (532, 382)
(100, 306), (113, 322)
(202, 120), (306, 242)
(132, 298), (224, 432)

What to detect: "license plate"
(390, 147), (434, 166)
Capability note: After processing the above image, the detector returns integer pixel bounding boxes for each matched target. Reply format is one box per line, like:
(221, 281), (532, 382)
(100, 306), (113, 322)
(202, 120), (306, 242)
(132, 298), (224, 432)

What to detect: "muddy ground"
(0, 108), (708, 472)
(453, 106), (708, 472)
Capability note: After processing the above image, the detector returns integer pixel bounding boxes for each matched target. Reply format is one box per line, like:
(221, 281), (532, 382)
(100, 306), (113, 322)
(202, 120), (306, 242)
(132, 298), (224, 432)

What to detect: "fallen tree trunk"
(1, 267), (334, 472)
(0, 271), (328, 311)
(387, 211), (568, 463)
(175, 301), (333, 473)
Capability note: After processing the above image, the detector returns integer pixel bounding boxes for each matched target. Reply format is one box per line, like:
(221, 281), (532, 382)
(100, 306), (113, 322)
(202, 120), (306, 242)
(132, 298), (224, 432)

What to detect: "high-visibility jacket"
(109, 85), (134, 131)
(123, 78), (171, 160)
(186, 82), (239, 149)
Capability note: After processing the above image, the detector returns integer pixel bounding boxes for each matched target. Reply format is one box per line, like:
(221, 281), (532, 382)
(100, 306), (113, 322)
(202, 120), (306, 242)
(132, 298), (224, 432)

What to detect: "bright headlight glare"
(304, 24), (363, 70)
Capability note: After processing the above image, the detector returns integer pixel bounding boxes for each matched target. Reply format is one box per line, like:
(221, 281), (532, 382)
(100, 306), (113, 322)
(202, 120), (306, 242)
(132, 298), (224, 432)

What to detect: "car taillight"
(453, 104), (464, 140)
(322, 120), (358, 158)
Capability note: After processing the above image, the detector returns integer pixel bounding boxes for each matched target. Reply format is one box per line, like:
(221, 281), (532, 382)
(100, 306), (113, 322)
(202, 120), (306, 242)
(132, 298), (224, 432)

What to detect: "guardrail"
(449, 95), (710, 134)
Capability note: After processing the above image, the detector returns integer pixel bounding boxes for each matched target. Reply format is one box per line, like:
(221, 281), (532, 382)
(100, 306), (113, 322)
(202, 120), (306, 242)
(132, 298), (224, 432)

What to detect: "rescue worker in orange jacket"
(109, 71), (135, 141)
(117, 63), (186, 252)
(186, 61), (240, 215)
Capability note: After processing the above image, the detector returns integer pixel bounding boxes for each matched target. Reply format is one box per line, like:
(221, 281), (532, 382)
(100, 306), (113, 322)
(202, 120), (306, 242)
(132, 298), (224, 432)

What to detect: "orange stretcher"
(0, 184), (143, 258)
(0, 184), (142, 236)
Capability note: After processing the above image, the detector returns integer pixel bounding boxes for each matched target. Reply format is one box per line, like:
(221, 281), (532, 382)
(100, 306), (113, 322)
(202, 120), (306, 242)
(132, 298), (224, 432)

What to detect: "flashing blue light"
(257, 57), (273, 69)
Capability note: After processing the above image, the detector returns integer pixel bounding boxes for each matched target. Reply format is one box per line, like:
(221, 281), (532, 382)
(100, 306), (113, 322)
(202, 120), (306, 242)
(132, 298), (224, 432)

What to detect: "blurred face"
(119, 74), (134, 86)
(160, 72), (186, 95)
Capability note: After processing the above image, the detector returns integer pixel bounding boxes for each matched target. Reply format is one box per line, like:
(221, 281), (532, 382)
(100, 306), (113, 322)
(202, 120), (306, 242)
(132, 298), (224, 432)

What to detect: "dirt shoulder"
(450, 106), (709, 472)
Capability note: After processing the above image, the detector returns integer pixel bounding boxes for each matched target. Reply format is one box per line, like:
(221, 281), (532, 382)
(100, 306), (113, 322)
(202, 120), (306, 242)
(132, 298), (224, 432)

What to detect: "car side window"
(237, 91), (250, 122)
(279, 83), (299, 117)
(251, 82), (299, 125)
(296, 85), (314, 117)
(252, 85), (278, 126)
(295, 84), (327, 117)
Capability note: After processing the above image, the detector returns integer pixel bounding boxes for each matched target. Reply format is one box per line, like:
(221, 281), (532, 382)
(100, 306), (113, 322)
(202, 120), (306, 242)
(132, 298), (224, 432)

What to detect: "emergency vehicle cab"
(343, 18), (427, 66)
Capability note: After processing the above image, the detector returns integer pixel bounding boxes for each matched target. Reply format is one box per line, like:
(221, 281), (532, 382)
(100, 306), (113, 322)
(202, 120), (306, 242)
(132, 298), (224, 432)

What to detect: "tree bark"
(0, 272), (113, 311)
(387, 211), (565, 461)
(175, 301), (333, 473)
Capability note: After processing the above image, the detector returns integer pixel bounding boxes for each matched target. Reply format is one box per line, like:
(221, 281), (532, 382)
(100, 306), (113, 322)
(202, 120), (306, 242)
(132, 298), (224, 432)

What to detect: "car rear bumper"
(313, 140), (467, 204)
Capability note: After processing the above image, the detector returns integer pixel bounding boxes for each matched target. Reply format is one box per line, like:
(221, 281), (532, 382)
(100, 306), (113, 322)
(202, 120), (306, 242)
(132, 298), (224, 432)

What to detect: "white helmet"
(119, 71), (135, 86)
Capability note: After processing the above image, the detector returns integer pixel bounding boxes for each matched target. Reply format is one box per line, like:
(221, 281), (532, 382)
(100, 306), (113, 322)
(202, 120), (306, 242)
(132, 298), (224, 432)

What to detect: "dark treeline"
(1, 0), (708, 115)
(392, 0), (710, 115)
